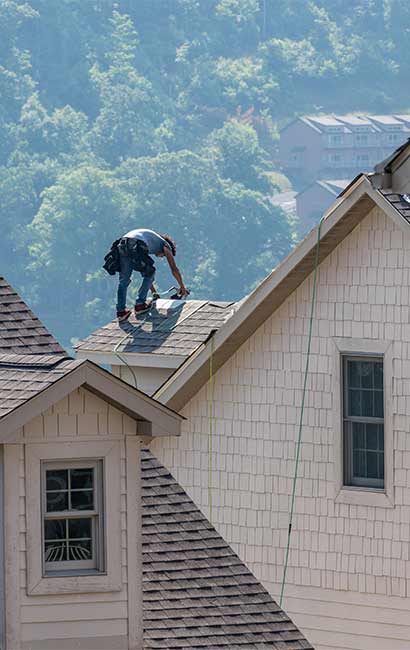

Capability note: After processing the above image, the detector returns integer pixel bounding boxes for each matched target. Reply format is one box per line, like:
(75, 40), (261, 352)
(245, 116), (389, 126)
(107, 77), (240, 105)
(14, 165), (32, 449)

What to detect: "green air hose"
(209, 335), (215, 525)
(279, 216), (324, 608)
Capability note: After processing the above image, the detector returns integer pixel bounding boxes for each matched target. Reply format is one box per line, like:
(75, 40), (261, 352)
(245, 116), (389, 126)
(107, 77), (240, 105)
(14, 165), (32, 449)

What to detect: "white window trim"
(42, 459), (103, 574)
(26, 440), (122, 595)
(332, 337), (394, 508)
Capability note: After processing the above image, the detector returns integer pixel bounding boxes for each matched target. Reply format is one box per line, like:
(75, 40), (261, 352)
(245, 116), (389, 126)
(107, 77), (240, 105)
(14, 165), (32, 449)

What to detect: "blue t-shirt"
(123, 229), (171, 255)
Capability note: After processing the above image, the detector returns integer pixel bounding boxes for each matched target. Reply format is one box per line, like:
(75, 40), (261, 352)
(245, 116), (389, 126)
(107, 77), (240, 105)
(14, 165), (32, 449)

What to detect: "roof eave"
(155, 175), (405, 411)
(0, 360), (183, 441)
(76, 348), (184, 369)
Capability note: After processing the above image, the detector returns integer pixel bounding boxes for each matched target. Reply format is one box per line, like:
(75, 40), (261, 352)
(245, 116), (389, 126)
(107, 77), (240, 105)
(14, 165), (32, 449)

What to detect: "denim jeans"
(116, 249), (155, 311)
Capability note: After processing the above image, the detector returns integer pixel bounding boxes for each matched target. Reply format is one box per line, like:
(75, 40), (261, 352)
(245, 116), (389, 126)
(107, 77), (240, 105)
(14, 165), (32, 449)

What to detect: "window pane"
(353, 449), (366, 478)
(46, 469), (68, 492)
(46, 491), (68, 512)
(347, 360), (360, 388)
(379, 425), (384, 450)
(379, 453), (385, 478)
(348, 389), (361, 416)
(374, 391), (384, 418)
(367, 451), (379, 479)
(68, 539), (92, 561)
(353, 421), (365, 449)
(45, 541), (67, 562)
(374, 363), (383, 389)
(366, 423), (379, 450)
(360, 362), (373, 388)
(71, 468), (94, 490)
(45, 519), (66, 541)
(68, 518), (92, 540)
(71, 490), (93, 511)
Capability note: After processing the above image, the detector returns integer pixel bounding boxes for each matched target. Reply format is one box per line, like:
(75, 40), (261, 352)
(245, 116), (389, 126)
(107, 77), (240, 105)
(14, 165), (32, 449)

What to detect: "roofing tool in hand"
(151, 286), (189, 301)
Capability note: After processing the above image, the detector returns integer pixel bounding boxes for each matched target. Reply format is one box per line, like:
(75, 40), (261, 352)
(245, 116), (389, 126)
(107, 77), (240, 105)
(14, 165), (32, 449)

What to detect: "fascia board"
(83, 363), (183, 435)
(76, 349), (184, 369)
(155, 175), (374, 408)
(0, 361), (183, 441)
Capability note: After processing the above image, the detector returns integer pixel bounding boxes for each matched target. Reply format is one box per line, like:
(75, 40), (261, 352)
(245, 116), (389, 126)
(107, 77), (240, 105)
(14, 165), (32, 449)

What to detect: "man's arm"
(163, 247), (188, 296)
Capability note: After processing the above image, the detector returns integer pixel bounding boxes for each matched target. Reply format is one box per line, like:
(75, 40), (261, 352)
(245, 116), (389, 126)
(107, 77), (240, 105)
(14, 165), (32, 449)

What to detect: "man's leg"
(136, 271), (155, 305)
(116, 252), (133, 312)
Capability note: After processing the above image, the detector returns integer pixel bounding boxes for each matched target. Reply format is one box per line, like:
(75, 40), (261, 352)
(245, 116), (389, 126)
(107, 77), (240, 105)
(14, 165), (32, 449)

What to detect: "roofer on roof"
(115, 229), (188, 321)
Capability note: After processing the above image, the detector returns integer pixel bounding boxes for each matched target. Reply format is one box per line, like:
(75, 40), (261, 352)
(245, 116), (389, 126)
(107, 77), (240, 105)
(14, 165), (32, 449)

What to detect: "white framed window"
(355, 133), (369, 145)
(327, 153), (343, 163)
(42, 460), (104, 574)
(356, 153), (370, 163)
(342, 356), (384, 489)
(332, 338), (393, 508)
(328, 134), (343, 146)
(26, 440), (122, 595)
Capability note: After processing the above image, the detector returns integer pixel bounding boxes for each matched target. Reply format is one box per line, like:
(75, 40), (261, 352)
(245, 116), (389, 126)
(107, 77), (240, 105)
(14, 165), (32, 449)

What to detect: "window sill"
(28, 573), (121, 596)
(335, 487), (394, 508)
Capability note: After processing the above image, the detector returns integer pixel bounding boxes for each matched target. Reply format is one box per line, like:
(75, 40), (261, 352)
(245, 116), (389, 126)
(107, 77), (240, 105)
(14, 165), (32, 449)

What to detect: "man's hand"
(163, 247), (188, 296)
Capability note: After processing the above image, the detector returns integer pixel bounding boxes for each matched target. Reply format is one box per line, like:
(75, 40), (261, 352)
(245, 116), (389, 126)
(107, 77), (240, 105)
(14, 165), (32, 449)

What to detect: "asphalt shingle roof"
(142, 450), (312, 650)
(75, 300), (235, 357)
(0, 353), (81, 418)
(379, 189), (410, 222)
(0, 277), (64, 355)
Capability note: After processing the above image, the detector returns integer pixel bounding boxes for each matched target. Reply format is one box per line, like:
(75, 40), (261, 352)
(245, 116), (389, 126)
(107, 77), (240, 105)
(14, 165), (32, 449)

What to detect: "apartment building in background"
(280, 114), (410, 187)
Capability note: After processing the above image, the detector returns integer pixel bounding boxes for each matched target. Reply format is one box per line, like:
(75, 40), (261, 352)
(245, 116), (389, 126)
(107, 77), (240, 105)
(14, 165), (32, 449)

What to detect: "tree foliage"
(2, 0), (410, 346)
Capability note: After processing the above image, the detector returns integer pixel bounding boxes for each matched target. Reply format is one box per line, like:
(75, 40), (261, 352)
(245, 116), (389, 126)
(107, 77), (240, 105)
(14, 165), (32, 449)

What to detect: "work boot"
(134, 302), (151, 315)
(117, 309), (131, 322)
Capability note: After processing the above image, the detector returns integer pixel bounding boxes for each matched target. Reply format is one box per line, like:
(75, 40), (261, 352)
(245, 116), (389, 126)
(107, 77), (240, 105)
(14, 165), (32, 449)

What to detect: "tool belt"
(118, 237), (155, 276)
(102, 238), (121, 275)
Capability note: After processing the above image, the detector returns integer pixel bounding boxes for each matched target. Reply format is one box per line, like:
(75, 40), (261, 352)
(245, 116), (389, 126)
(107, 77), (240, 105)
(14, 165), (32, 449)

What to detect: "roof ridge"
(0, 353), (73, 370)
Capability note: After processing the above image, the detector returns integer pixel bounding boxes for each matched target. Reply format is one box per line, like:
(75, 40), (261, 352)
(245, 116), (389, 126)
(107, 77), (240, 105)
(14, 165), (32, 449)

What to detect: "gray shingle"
(142, 450), (313, 650)
(0, 278), (65, 355)
(75, 300), (235, 358)
(379, 190), (410, 222)
(0, 353), (82, 418)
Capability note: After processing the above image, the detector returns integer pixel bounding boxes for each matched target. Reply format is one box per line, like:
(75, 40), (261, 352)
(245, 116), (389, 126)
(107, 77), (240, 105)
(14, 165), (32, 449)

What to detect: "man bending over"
(116, 228), (188, 321)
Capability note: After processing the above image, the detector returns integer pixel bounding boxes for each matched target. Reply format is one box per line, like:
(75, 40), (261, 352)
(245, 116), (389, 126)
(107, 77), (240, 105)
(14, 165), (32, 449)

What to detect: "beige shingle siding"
(0, 278), (65, 355)
(13, 388), (130, 648)
(151, 205), (410, 649)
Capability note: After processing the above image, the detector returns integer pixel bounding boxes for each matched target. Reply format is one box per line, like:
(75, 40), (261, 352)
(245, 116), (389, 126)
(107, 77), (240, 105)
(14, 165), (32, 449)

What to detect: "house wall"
(4, 387), (142, 650)
(296, 184), (336, 232)
(280, 120), (323, 184)
(151, 205), (410, 650)
(111, 363), (173, 396)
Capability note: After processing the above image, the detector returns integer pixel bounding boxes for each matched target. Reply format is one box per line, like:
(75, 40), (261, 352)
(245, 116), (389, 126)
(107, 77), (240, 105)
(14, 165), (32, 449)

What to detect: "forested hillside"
(2, 0), (410, 347)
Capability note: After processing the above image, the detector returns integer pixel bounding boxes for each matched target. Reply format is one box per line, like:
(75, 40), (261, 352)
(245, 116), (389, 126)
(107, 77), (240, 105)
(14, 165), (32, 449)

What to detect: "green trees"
(2, 0), (410, 347)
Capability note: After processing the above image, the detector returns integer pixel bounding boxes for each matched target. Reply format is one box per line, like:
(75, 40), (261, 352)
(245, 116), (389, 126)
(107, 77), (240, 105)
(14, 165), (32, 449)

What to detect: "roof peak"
(0, 277), (65, 356)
